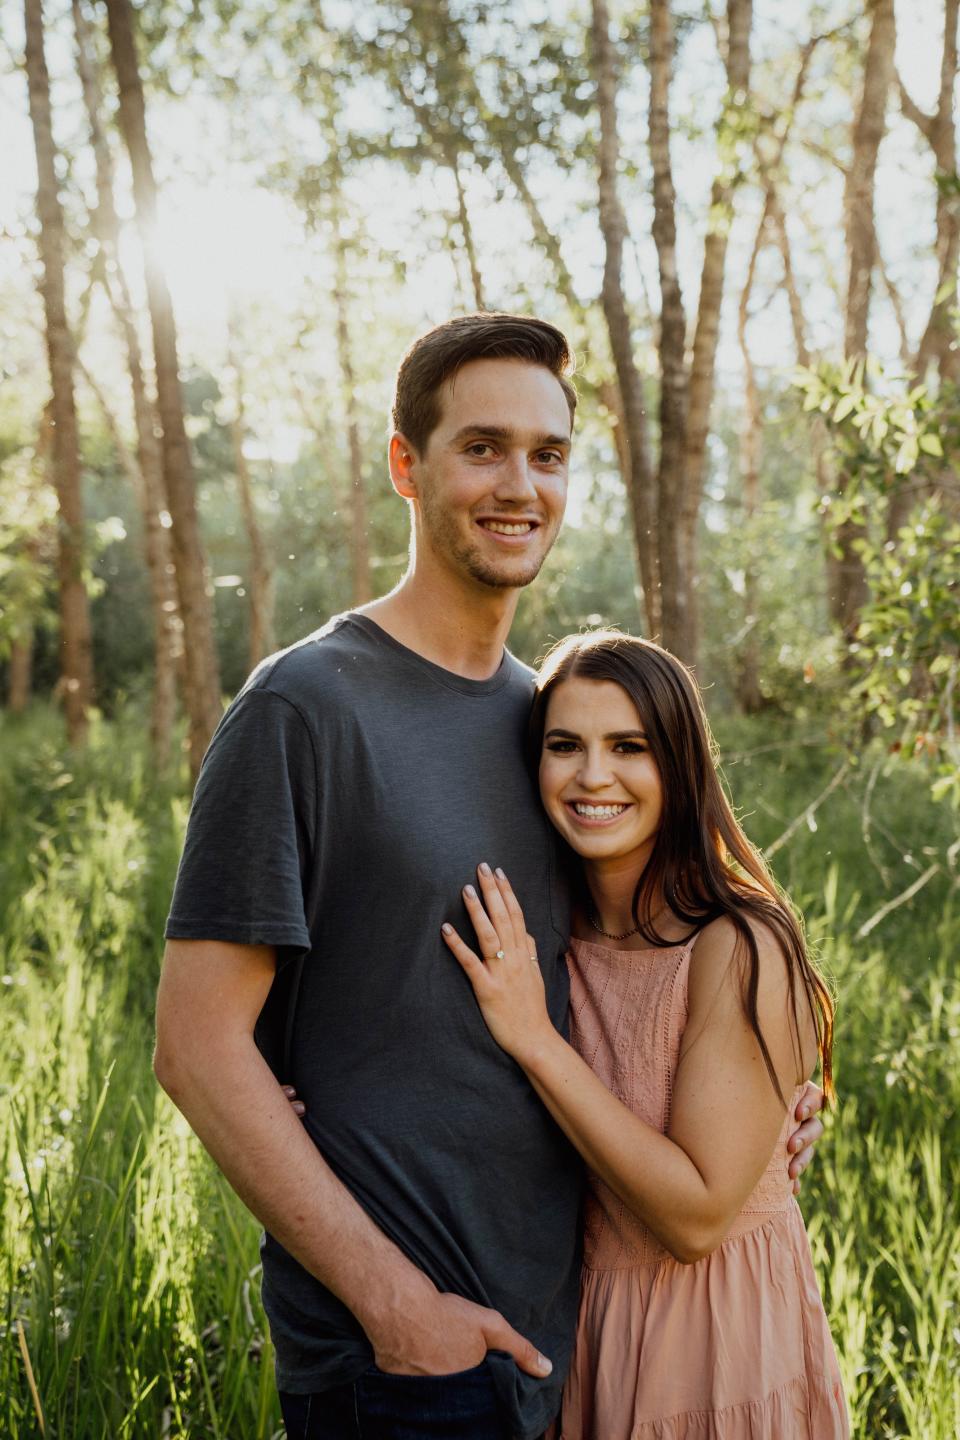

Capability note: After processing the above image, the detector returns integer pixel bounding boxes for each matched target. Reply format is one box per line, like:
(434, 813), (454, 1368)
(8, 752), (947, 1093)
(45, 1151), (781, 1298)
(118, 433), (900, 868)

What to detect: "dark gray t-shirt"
(165, 613), (581, 1439)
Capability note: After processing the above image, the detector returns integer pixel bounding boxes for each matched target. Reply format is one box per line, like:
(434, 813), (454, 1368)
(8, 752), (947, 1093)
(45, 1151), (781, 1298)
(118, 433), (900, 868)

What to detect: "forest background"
(1, 0), (959, 1435)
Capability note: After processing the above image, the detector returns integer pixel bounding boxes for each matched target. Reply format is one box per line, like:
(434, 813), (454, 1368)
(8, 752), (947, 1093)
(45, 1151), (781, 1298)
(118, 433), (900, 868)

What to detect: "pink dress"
(558, 935), (849, 1440)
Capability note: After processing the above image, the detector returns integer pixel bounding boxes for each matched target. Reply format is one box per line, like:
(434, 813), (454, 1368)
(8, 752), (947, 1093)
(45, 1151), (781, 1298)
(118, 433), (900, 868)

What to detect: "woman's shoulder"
(686, 909), (817, 1078)
(686, 911), (794, 1024)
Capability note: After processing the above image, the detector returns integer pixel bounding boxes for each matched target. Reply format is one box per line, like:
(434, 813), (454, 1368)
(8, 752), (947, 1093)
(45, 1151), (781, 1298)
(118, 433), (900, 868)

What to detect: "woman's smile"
(564, 800), (634, 827)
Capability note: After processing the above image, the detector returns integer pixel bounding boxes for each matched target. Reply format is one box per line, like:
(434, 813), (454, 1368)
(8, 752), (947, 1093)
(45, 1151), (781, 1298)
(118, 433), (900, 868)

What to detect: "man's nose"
(493, 451), (538, 502)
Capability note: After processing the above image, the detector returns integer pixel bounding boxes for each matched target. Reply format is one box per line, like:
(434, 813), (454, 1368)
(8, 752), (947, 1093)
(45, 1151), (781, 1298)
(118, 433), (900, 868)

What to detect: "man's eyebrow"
(449, 424), (571, 448)
(545, 728), (648, 741)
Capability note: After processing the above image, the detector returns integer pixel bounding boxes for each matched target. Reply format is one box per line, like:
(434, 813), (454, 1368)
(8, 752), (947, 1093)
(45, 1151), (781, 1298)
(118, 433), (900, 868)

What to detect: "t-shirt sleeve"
(165, 687), (316, 952)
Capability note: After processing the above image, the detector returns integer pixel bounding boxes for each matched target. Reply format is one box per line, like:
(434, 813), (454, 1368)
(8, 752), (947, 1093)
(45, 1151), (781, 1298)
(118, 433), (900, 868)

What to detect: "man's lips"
(475, 517), (541, 543)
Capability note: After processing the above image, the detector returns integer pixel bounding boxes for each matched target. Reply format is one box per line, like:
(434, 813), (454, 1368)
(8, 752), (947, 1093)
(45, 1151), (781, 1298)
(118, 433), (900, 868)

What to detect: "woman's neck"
(577, 854), (685, 947)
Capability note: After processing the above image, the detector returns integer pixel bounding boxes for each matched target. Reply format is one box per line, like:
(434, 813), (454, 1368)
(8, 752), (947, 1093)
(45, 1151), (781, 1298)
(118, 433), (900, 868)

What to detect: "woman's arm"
(444, 867), (818, 1263)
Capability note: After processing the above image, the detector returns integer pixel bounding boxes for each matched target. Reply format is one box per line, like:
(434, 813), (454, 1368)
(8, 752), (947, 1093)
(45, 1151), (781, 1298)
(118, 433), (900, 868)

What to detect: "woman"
(441, 630), (848, 1439)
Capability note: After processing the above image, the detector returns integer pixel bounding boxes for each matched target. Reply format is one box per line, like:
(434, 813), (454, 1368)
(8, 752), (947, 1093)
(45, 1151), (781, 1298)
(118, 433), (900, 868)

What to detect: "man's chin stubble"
(463, 553), (548, 590)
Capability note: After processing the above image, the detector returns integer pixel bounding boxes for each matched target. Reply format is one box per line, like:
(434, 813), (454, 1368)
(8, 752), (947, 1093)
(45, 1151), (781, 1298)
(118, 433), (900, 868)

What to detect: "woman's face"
(538, 676), (664, 871)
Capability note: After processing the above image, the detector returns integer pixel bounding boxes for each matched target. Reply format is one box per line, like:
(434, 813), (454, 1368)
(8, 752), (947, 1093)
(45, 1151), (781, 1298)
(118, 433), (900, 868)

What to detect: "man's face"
(402, 357), (572, 591)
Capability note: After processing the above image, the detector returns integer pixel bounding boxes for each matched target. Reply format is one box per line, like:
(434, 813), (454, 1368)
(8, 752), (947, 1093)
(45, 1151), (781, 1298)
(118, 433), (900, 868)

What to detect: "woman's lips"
(563, 801), (632, 828)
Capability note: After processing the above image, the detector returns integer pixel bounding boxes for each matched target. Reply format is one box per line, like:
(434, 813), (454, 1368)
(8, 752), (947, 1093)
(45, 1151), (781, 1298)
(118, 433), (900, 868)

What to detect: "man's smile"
(475, 516), (541, 542)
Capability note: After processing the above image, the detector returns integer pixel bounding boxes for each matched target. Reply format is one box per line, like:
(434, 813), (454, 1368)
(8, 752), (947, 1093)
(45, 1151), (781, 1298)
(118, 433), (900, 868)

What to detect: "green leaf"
(931, 774), (957, 802)
(833, 393), (858, 423)
(918, 433), (944, 458)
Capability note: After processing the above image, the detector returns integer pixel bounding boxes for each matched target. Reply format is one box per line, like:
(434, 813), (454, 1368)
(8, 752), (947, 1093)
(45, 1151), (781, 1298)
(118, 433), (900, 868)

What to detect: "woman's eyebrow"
(544, 728), (648, 741)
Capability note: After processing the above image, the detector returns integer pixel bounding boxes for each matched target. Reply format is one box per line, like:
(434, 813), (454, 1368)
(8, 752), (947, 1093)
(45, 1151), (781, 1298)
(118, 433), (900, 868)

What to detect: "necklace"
(588, 910), (640, 942)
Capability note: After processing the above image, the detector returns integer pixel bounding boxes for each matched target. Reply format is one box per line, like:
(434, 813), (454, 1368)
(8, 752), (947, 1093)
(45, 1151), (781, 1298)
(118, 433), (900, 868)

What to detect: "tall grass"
(1, 708), (958, 1437)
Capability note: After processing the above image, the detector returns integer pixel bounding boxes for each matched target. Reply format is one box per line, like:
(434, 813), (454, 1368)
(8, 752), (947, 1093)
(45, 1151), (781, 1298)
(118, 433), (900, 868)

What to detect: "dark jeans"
(279, 1361), (511, 1439)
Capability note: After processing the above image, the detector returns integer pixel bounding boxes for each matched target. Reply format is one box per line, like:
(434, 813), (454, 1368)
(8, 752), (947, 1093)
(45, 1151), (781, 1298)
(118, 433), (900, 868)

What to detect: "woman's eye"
(545, 740), (577, 753)
(616, 741), (647, 754)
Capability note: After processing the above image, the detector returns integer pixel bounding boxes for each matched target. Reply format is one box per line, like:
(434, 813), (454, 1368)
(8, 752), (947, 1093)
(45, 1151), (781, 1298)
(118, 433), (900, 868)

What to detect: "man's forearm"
(155, 1031), (431, 1334)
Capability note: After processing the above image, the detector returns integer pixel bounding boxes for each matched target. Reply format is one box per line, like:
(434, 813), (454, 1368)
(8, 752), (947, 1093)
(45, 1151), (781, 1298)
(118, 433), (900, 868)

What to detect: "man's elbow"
(153, 1032), (184, 1101)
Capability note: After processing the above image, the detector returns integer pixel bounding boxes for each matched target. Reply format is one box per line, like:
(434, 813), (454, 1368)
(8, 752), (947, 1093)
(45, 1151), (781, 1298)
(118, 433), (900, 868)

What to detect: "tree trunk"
(24, 0), (94, 747)
(227, 331), (276, 669)
(836, 0), (894, 639)
(331, 210), (372, 607)
(898, 0), (959, 383)
(676, 0), (753, 666)
(734, 197), (770, 714)
(493, 146), (635, 514)
(591, 0), (660, 636)
(888, 0), (959, 539)
(8, 631), (34, 713)
(452, 156), (486, 310)
(844, 0), (895, 360)
(647, 0), (689, 655)
(73, 0), (179, 767)
(80, 355), (179, 764)
(104, 0), (221, 778)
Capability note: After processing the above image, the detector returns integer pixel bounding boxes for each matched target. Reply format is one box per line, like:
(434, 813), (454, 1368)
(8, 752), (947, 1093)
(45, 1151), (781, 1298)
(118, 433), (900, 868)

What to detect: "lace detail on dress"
(567, 937), (795, 1271)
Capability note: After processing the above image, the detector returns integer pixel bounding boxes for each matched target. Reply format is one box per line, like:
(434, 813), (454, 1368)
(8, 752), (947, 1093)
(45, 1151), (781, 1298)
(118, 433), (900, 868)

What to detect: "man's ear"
(388, 432), (419, 499)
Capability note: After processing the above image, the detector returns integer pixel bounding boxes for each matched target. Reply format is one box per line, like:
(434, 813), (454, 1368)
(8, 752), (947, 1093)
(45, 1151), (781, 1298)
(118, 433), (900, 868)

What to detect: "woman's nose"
(576, 750), (613, 789)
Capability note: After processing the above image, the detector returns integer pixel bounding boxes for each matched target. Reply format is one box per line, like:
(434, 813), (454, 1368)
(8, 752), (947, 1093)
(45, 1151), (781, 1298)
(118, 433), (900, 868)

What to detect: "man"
(156, 313), (823, 1440)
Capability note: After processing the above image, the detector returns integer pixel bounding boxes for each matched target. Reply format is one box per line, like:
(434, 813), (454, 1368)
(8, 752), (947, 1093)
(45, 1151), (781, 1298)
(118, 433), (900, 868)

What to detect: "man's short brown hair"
(392, 312), (577, 455)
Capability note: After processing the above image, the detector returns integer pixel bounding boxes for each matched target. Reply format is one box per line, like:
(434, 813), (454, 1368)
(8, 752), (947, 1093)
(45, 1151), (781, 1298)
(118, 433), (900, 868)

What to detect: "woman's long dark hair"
(529, 629), (835, 1106)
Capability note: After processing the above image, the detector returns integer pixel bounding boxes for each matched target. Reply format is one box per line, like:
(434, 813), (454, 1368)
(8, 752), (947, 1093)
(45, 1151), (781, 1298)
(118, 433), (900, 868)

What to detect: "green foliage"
(853, 504), (960, 803)
(794, 359), (952, 498)
(0, 440), (58, 658)
(792, 361), (960, 804)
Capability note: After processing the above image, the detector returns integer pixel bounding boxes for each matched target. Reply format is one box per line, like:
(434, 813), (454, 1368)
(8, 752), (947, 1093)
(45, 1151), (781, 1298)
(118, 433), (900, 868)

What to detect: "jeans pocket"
(365, 1359), (489, 1382)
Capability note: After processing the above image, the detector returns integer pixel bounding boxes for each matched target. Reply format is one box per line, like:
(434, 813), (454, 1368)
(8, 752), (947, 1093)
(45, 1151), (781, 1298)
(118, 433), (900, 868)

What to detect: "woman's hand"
(282, 1084), (306, 1119)
(442, 864), (556, 1066)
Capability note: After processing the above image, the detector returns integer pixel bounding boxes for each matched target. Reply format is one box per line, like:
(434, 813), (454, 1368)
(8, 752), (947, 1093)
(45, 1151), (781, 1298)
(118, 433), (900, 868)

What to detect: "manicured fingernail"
(464, 885), (476, 899)
(801, 1106), (811, 1119)
(293, 1103), (305, 1115)
(478, 862), (492, 876)
(537, 1353), (552, 1375)
(495, 867), (506, 879)
(442, 923), (453, 934)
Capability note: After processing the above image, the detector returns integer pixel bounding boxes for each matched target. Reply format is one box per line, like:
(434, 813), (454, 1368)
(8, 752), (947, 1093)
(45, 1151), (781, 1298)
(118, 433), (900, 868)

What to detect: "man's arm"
(154, 938), (552, 1378)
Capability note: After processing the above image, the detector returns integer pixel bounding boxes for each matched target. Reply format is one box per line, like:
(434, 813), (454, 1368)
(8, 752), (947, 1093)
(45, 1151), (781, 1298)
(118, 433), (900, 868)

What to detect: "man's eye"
(467, 443), (493, 457)
(535, 451), (563, 465)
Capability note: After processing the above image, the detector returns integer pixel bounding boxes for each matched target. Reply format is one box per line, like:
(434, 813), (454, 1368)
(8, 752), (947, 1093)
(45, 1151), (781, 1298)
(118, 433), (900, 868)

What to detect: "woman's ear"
(388, 432), (418, 499)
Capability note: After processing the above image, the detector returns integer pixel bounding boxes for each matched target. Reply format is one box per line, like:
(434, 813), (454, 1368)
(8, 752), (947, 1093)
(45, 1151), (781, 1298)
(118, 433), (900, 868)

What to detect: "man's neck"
(358, 568), (519, 682)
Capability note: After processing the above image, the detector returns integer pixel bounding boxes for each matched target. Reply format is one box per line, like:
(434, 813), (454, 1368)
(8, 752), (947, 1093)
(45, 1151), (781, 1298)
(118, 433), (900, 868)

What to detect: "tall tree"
(676, 0), (752, 661)
(331, 205), (372, 608)
(591, 0), (660, 637)
(226, 319), (276, 667)
(24, 0), (94, 746)
(644, 0), (753, 663)
(897, 0), (960, 386)
(833, 0), (895, 640)
(451, 154), (486, 311)
(103, 0), (221, 776)
(72, 0), (179, 766)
